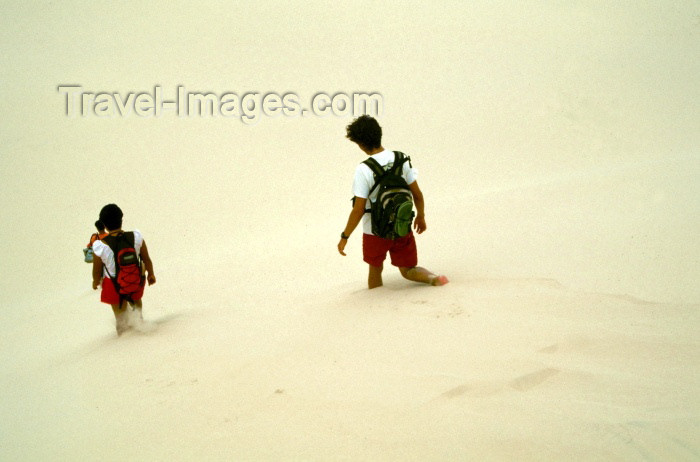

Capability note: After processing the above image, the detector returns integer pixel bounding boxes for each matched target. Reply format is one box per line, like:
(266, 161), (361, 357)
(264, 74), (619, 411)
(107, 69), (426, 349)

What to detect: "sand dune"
(1, 2), (698, 460)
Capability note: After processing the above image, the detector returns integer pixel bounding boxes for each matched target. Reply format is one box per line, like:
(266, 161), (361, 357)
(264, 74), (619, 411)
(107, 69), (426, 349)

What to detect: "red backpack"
(102, 232), (143, 299)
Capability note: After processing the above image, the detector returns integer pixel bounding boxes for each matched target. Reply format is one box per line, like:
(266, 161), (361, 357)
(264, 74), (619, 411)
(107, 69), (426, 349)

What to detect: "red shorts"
(362, 232), (418, 268)
(100, 277), (145, 305)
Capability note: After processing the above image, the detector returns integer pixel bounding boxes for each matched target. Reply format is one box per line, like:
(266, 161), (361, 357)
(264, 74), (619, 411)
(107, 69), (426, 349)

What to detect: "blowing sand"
(1, 2), (698, 460)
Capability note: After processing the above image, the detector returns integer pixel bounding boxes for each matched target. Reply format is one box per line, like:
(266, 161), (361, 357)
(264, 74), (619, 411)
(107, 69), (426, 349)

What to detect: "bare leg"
(368, 264), (384, 289)
(128, 299), (144, 326)
(130, 299), (143, 320)
(399, 266), (449, 286)
(111, 301), (129, 335)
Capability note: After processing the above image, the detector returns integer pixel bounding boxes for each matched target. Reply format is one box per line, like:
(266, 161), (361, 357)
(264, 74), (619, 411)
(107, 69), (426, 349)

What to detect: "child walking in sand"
(91, 204), (156, 335)
(337, 115), (448, 289)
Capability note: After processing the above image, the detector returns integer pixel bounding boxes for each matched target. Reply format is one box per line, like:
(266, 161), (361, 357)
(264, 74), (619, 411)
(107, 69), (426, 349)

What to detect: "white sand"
(1, 2), (699, 460)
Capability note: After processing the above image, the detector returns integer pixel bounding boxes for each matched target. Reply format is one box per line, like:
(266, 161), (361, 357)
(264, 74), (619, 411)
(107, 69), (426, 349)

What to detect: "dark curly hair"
(99, 204), (123, 231)
(346, 115), (382, 150)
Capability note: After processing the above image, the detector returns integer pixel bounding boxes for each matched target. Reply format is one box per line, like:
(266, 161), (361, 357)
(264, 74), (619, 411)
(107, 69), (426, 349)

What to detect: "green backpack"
(363, 151), (415, 240)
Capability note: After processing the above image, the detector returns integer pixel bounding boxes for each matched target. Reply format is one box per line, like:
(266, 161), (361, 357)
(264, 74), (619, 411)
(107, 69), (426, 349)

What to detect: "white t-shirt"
(92, 230), (144, 278)
(352, 150), (417, 235)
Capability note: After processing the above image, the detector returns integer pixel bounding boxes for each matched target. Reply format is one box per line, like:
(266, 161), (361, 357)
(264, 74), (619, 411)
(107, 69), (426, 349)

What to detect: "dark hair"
(94, 220), (105, 232)
(346, 115), (382, 150)
(99, 204), (123, 231)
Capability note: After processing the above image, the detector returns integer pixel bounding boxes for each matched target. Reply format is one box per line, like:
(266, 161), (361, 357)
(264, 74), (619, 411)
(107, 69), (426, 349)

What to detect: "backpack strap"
(102, 234), (117, 282)
(391, 151), (410, 174)
(363, 157), (385, 178)
(101, 234), (117, 255)
(362, 157), (385, 213)
(123, 231), (135, 247)
(100, 234), (118, 281)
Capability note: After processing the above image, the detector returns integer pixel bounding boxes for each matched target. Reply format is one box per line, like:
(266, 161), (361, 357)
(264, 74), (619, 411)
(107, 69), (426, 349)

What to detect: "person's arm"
(409, 181), (427, 234)
(338, 197), (367, 256)
(92, 257), (103, 290)
(140, 240), (157, 285)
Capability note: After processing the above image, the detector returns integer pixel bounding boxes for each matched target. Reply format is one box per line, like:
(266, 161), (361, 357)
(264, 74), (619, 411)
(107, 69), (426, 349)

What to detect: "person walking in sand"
(91, 204), (156, 335)
(337, 115), (448, 289)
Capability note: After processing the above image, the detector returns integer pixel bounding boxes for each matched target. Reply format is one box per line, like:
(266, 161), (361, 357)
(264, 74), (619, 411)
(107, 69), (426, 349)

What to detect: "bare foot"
(431, 275), (449, 286)
(116, 312), (129, 336)
(116, 324), (130, 336)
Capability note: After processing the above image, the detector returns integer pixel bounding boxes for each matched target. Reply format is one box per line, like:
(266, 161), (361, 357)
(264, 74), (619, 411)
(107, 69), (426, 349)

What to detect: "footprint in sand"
(538, 344), (559, 354)
(438, 382), (503, 399)
(440, 384), (471, 399)
(435, 368), (561, 401)
(538, 337), (592, 354)
(509, 368), (560, 391)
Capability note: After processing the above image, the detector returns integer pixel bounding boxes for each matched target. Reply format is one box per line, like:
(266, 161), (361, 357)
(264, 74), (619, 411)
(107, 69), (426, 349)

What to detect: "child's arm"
(140, 240), (157, 285)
